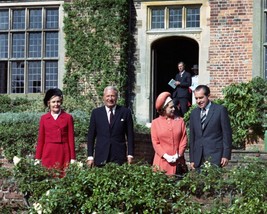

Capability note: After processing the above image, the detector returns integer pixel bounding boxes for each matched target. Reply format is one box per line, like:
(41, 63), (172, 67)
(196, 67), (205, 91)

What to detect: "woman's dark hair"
(43, 88), (63, 107)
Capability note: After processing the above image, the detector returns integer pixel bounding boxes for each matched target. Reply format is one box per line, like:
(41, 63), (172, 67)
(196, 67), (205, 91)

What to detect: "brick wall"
(0, 159), (26, 212)
(208, 0), (253, 99)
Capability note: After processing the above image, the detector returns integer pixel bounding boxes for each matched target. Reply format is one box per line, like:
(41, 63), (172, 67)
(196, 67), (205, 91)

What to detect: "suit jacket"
(172, 71), (192, 99)
(189, 103), (232, 168)
(87, 105), (134, 166)
(35, 111), (76, 169)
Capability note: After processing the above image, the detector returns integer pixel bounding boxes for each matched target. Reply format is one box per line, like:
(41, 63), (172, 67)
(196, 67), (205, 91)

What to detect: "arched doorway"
(151, 36), (199, 119)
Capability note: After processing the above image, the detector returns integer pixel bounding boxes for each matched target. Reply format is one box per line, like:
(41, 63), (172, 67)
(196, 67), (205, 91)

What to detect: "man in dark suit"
(172, 61), (192, 117)
(86, 86), (134, 167)
(189, 85), (232, 169)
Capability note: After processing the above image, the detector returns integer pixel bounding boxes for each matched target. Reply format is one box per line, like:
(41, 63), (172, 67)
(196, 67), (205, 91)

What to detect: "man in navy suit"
(172, 61), (192, 117)
(189, 85), (232, 169)
(86, 86), (134, 167)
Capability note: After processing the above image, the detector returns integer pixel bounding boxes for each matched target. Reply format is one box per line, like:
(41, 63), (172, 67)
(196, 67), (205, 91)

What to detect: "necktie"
(109, 108), (114, 124)
(201, 108), (206, 129)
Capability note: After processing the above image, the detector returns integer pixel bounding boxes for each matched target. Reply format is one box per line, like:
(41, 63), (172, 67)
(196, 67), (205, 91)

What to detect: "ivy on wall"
(63, 0), (130, 106)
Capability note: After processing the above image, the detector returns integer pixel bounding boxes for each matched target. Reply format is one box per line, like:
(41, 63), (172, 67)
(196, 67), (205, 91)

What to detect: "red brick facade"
(208, 0), (253, 99)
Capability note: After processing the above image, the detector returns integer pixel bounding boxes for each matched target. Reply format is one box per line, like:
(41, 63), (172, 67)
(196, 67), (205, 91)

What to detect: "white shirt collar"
(105, 105), (116, 113)
(51, 110), (61, 120)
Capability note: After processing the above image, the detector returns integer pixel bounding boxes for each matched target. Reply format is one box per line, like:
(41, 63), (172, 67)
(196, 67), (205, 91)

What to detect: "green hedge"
(6, 157), (267, 213)
(0, 111), (89, 161)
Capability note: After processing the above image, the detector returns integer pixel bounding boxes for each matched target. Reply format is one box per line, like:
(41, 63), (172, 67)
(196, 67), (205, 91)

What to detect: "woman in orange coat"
(35, 88), (76, 174)
(151, 92), (187, 175)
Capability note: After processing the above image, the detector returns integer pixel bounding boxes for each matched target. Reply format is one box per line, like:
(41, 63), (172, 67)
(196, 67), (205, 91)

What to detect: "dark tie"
(201, 108), (206, 129)
(109, 108), (114, 124)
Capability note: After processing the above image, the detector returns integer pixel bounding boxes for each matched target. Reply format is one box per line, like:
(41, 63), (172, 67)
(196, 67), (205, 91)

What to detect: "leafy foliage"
(222, 77), (267, 148)
(11, 157), (267, 213)
(0, 111), (89, 161)
(63, 0), (130, 107)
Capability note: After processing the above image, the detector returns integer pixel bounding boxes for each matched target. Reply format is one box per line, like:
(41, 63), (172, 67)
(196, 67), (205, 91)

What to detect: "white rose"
(13, 156), (21, 166)
(33, 202), (42, 214)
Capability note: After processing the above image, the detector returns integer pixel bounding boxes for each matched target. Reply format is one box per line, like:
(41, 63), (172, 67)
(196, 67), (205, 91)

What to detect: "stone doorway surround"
(133, 0), (210, 124)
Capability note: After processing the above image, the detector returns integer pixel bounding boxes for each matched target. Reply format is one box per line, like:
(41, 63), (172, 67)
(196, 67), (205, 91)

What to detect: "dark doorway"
(151, 36), (199, 119)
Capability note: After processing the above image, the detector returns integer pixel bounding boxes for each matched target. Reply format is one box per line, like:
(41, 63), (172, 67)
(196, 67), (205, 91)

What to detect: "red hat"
(155, 92), (172, 111)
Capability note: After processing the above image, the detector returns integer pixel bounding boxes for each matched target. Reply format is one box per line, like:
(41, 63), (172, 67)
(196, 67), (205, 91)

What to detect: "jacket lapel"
(202, 103), (214, 131)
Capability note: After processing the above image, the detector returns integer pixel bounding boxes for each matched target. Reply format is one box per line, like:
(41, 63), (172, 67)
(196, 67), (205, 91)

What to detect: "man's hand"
(220, 158), (229, 167)
(86, 160), (94, 168)
(190, 162), (195, 170)
(127, 156), (133, 164)
(175, 81), (180, 86)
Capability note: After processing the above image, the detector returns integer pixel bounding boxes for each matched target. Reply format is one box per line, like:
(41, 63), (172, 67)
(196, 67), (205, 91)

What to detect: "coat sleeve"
(221, 106), (232, 160)
(35, 116), (45, 159)
(151, 120), (165, 158)
(126, 109), (134, 156)
(68, 114), (76, 159)
(178, 119), (187, 156)
(189, 112), (195, 163)
(87, 110), (97, 157)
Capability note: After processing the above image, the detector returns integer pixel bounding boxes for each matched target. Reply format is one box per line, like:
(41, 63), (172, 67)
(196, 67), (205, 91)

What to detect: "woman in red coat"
(35, 88), (76, 175)
(151, 92), (188, 175)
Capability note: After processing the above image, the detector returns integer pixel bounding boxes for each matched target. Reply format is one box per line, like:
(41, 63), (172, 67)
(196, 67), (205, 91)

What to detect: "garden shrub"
(0, 111), (89, 161)
(12, 156), (267, 214)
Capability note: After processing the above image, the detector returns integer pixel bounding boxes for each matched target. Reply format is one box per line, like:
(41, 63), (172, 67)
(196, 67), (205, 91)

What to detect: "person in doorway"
(189, 64), (199, 105)
(189, 85), (232, 170)
(151, 92), (187, 175)
(172, 61), (192, 117)
(35, 88), (76, 175)
(86, 86), (134, 167)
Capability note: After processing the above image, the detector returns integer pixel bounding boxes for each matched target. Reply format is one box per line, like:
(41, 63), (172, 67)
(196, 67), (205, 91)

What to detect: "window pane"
(12, 9), (25, 29)
(46, 8), (59, 29)
(151, 8), (165, 29)
(169, 8), (182, 28)
(0, 10), (9, 30)
(45, 61), (58, 90)
(0, 33), (8, 58)
(28, 61), (41, 93)
(11, 61), (24, 93)
(28, 33), (42, 58)
(29, 9), (42, 29)
(12, 33), (25, 58)
(0, 62), (8, 93)
(45, 32), (58, 57)
(186, 8), (200, 28)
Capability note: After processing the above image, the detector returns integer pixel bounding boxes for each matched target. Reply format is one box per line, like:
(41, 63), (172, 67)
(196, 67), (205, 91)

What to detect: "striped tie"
(201, 108), (206, 129)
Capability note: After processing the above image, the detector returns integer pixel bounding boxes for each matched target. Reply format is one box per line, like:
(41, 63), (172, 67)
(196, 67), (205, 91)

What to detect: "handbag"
(175, 156), (188, 176)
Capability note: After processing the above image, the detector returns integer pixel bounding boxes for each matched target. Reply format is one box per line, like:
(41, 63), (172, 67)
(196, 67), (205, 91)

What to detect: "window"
(150, 5), (200, 30)
(0, 6), (60, 94)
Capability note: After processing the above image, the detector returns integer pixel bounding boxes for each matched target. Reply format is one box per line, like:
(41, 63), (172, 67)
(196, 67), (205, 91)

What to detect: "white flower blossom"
(77, 161), (83, 168)
(33, 202), (42, 214)
(46, 190), (50, 196)
(13, 156), (21, 166)
(203, 161), (211, 168)
(34, 159), (41, 165)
